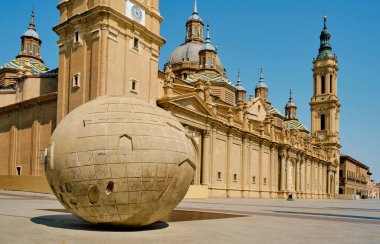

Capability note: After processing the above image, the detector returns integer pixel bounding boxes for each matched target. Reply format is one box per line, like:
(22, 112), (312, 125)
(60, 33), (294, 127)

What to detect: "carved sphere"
(45, 96), (195, 227)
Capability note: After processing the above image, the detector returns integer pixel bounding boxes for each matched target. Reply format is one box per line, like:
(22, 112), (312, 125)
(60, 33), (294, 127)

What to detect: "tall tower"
(285, 90), (297, 121)
(310, 16), (340, 163)
(17, 9), (43, 63)
(255, 68), (269, 104)
(54, 0), (165, 122)
(186, 0), (204, 43)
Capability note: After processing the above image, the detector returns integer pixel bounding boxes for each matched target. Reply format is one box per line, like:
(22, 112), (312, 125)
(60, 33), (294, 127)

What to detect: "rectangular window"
(217, 172), (222, 180)
(321, 114), (326, 131)
(74, 32), (81, 43)
(264, 178), (267, 185)
(253, 176), (256, 184)
(207, 57), (211, 67)
(72, 74), (81, 88)
(321, 75), (326, 94)
(134, 38), (139, 49)
(132, 81), (137, 91)
(33, 45), (37, 56)
(26, 44), (30, 53)
(233, 174), (237, 182)
(16, 166), (22, 176)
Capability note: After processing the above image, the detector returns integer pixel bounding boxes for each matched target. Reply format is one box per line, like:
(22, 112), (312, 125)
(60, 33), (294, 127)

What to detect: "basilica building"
(0, 0), (341, 199)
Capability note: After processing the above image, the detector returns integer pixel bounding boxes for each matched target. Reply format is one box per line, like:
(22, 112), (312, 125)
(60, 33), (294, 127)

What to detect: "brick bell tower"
(310, 16), (341, 195)
(54, 0), (166, 122)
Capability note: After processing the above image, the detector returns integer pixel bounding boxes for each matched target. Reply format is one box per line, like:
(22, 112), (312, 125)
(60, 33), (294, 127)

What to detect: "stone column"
(226, 130), (233, 196)
(270, 145), (275, 197)
(323, 164), (327, 196)
(201, 128), (211, 186)
(241, 136), (249, 196)
(8, 125), (18, 175)
(296, 156), (301, 193)
(31, 119), (40, 176)
(327, 167), (331, 195)
(301, 156), (306, 195)
(280, 150), (287, 192)
(311, 160), (315, 196)
(258, 142), (263, 197)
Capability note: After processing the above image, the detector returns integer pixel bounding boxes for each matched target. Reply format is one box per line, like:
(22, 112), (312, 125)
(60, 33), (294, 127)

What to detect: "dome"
(167, 41), (224, 69)
(45, 96), (195, 227)
(188, 13), (203, 22)
(23, 29), (40, 39)
(1, 58), (49, 74)
(167, 42), (203, 65)
(283, 120), (309, 131)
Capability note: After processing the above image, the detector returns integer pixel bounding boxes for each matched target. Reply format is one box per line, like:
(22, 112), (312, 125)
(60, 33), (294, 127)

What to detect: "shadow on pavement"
(31, 214), (169, 232)
(32, 209), (245, 231)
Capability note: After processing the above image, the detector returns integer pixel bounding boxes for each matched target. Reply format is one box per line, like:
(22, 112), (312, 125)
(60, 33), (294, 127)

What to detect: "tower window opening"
(72, 73), (81, 88)
(131, 80), (137, 91)
(16, 166), (22, 176)
(133, 38), (139, 49)
(258, 105), (261, 112)
(208, 57), (211, 68)
(74, 31), (81, 44)
(26, 44), (30, 54)
(33, 45), (37, 56)
(321, 75), (326, 94)
(330, 75), (333, 93)
(321, 114), (326, 131)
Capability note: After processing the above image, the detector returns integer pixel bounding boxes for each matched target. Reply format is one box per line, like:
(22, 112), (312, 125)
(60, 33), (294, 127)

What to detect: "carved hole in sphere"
(105, 181), (114, 196)
(88, 185), (100, 205)
(118, 135), (133, 156)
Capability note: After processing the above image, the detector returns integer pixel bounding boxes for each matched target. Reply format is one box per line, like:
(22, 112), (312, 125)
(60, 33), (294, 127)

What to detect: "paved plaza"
(0, 190), (379, 244)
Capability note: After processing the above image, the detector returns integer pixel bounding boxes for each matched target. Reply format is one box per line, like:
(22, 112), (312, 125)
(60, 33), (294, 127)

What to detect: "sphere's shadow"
(31, 214), (169, 232)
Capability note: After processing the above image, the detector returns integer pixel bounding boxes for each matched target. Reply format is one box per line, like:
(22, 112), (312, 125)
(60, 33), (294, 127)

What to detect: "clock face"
(131, 5), (143, 22)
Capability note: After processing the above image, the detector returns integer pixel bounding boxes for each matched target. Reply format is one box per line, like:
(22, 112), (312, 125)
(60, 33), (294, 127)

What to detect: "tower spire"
(317, 15), (334, 59)
(29, 8), (36, 31)
(193, 0), (198, 14)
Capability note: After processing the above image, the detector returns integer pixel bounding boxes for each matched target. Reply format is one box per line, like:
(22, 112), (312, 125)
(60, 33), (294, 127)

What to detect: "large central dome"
(166, 0), (226, 79)
(167, 41), (223, 70)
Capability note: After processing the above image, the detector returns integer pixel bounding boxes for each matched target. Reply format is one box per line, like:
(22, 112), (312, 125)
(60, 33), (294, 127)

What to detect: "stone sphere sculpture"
(45, 96), (195, 227)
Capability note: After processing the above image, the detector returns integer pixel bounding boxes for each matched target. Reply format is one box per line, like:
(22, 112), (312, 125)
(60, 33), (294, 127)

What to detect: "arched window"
(330, 75), (333, 93)
(321, 114), (326, 131)
(321, 75), (326, 94)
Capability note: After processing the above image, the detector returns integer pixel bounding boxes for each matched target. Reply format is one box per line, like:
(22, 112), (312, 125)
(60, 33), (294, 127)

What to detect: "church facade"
(0, 0), (341, 199)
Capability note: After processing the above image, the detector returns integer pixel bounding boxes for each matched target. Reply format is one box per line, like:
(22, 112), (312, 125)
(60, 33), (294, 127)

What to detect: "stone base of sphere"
(45, 96), (195, 227)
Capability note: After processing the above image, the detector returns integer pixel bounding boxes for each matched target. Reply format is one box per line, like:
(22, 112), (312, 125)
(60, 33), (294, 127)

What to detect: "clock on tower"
(126, 0), (146, 25)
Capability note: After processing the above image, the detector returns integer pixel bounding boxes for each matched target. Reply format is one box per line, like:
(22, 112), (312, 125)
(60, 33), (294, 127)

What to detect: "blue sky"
(0, 1), (379, 182)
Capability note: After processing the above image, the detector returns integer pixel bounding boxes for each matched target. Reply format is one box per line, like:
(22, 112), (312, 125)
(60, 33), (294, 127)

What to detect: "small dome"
(286, 100), (296, 108)
(256, 69), (268, 89)
(283, 120), (309, 131)
(188, 14), (203, 23)
(23, 29), (40, 39)
(317, 49), (334, 59)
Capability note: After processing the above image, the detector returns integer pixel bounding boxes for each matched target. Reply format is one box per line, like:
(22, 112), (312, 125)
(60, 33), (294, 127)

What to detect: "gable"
(247, 98), (267, 121)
